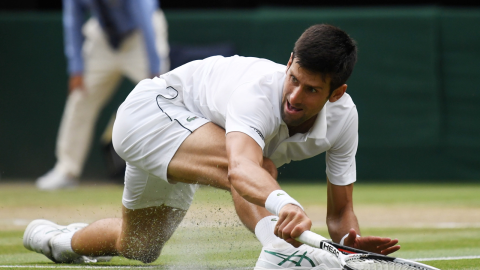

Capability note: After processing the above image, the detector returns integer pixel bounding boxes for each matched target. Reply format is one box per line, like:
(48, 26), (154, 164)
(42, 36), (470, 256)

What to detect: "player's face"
(281, 56), (332, 129)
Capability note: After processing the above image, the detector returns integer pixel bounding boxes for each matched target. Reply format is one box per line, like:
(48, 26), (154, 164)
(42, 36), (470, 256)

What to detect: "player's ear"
(286, 53), (293, 71)
(329, 84), (347, 102)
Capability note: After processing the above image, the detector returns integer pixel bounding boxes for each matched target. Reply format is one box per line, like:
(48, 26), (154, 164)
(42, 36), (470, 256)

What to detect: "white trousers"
(54, 11), (170, 177)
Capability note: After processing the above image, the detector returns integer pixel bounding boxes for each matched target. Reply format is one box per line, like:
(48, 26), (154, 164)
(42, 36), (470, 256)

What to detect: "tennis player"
(24, 24), (400, 269)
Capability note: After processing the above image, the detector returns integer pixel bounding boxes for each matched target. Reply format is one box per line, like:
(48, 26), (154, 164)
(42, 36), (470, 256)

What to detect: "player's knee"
(262, 157), (278, 179)
(138, 250), (161, 264)
(118, 239), (164, 264)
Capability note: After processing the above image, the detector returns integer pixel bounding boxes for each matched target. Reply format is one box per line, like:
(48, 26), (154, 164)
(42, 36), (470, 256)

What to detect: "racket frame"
(297, 230), (440, 270)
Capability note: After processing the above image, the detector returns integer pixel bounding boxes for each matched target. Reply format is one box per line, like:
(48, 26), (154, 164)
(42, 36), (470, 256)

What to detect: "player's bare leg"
(71, 205), (186, 263)
(169, 122), (282, 205)
(167, 122), (277, 232)
(25, 123), (278, 264)
(166, 122), (231, 190)
(66, 122), (274, 263)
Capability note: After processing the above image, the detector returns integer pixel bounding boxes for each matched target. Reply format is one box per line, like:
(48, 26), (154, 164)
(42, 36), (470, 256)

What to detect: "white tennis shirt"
(157, 55), (358, 186)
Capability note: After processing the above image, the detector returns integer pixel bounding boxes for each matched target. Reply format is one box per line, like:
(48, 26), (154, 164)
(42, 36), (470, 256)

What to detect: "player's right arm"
(226, 131), (311, 245)
(226, 131), (278, 205)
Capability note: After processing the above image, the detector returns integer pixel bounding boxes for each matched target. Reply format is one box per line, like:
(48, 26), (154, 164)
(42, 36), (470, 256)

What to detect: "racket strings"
(346, 258), (420, 270)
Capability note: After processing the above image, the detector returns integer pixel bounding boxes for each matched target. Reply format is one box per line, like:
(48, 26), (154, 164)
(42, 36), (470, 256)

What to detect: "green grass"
(2, 227), (479, 269)
(0, 182), (479, 269)
(282, 182), (480, 207)
(0, 183), (123, 207)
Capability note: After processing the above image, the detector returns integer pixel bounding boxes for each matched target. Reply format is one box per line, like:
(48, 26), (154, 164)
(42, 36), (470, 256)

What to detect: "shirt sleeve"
(326, 106), (358, 186)
(128, 0), (160, 75)
(225, 83), (277, 150)
(63, 0), (86, 75)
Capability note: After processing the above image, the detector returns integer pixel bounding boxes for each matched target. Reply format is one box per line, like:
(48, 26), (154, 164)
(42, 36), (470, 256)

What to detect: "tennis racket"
(296, 230), (440, 270)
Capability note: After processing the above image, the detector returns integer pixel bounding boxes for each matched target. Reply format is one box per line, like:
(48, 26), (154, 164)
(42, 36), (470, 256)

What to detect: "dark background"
(0, 0), (479, 10)
(1, 3), (479, 182)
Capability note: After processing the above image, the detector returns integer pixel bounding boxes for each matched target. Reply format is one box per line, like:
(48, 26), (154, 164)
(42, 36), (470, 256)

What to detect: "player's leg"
(71, 205), (186, 263)
(68, 89), (202, 263)
(166, 122), (231, 190)
(71, 82), (203, 263)
(24, 203), (188, 264)
(113, 82), (276, 230)
(26, 161), (195, 264)
(37, 18), (122, 190)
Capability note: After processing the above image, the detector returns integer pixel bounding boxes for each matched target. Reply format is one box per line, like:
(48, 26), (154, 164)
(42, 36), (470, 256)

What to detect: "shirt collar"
(307, 103), (328, 139)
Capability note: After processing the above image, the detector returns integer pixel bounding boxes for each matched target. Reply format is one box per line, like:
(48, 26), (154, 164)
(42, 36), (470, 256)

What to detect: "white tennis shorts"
(113, 79), (210, 210)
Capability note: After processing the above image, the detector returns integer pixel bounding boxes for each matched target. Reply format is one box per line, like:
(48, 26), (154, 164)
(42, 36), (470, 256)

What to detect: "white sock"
(51, 230), (81, 263)
(255, 215), (289, 247)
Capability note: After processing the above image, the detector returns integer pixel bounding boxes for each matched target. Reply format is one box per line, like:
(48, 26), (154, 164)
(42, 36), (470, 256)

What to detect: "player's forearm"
(227, 158), (280, 207)
(326, 209), (360, 243)
(326, 180), (360, 243)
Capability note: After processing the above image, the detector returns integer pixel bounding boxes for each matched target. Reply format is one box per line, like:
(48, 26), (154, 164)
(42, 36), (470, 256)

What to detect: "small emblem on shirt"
(250, 126), (265, 141)
(187, 116), (198, 122)
(277, 193), (285, 196)
(271, 218), (278, 221)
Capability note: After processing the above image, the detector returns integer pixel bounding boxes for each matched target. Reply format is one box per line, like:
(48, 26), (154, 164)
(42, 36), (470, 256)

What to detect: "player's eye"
(291, 75), (298, 83)
(310, 87), (317, 93)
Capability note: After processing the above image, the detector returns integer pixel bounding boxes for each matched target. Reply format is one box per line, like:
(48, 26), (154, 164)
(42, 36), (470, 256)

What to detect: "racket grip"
(296, 230), (329, 248)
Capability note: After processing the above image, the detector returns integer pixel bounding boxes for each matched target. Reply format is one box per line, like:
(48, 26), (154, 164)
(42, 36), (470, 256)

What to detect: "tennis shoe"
(23, 219), (112, 263)
(254, 241), (341, 270)
(36, 168), (78, 190)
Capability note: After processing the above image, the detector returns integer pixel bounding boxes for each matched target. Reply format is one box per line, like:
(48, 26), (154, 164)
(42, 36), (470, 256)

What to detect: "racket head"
(342, 254), (441, 270)
(296, 231), (440, 270)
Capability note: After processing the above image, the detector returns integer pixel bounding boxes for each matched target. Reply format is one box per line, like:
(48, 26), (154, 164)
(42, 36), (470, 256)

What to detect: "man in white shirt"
(24, 24), (400, 268)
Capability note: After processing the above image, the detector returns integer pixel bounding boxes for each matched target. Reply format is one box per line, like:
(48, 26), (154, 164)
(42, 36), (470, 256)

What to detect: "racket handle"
(296, 230), (329, 248)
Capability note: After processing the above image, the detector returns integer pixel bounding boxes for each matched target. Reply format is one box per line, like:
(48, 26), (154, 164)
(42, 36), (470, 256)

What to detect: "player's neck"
(288, 115), (317, 137)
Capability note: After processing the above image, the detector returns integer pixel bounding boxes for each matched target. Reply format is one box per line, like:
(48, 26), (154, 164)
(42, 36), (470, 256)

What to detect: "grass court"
(0, 182), (479, 269)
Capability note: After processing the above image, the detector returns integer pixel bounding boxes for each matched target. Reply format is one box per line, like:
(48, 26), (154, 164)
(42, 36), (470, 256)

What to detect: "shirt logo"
(187, 116), (199, 122)
(277, 193), (285, 196)
(250, 126), (265, 141)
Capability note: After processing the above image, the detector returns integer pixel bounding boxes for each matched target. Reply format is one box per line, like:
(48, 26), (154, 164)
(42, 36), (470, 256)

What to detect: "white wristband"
(339, 232), (361, 245)
(265, 190), (304, 216)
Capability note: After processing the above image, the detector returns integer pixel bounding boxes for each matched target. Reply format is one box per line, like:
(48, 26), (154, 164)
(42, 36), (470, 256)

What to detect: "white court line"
(0, 266), (154, 269)
(2, 256), (480, 268)
(0, 266), (250, 269)
(412, 255), (480, 261)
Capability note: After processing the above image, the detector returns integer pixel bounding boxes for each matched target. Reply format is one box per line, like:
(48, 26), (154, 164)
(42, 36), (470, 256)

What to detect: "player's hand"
(274, 204), (312, 247)
(343, 228), (400, 255)
(69, 74), (84, 93)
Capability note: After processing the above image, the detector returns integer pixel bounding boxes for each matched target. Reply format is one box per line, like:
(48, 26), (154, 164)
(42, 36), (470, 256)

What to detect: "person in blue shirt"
(36, 0), (170, 190)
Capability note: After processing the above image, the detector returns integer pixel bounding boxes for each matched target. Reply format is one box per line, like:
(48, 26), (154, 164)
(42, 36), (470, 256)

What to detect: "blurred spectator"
(36, 0), (169, 190)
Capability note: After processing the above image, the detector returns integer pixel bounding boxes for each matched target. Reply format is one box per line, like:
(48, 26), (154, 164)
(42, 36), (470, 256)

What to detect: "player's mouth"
(286, 100), (303, 114)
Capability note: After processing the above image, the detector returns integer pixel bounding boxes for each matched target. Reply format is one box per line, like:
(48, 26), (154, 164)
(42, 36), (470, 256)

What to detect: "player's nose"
(289, 86), (304, 106)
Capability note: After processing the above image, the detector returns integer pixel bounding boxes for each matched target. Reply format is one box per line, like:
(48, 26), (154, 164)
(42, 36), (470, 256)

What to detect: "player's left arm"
(325, 105), (400, 255)
(326, 180), (359, 243)
(326, 180), (400, 255)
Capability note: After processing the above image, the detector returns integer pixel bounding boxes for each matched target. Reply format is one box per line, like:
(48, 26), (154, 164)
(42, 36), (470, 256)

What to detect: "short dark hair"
(293, 24), (357, 95)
